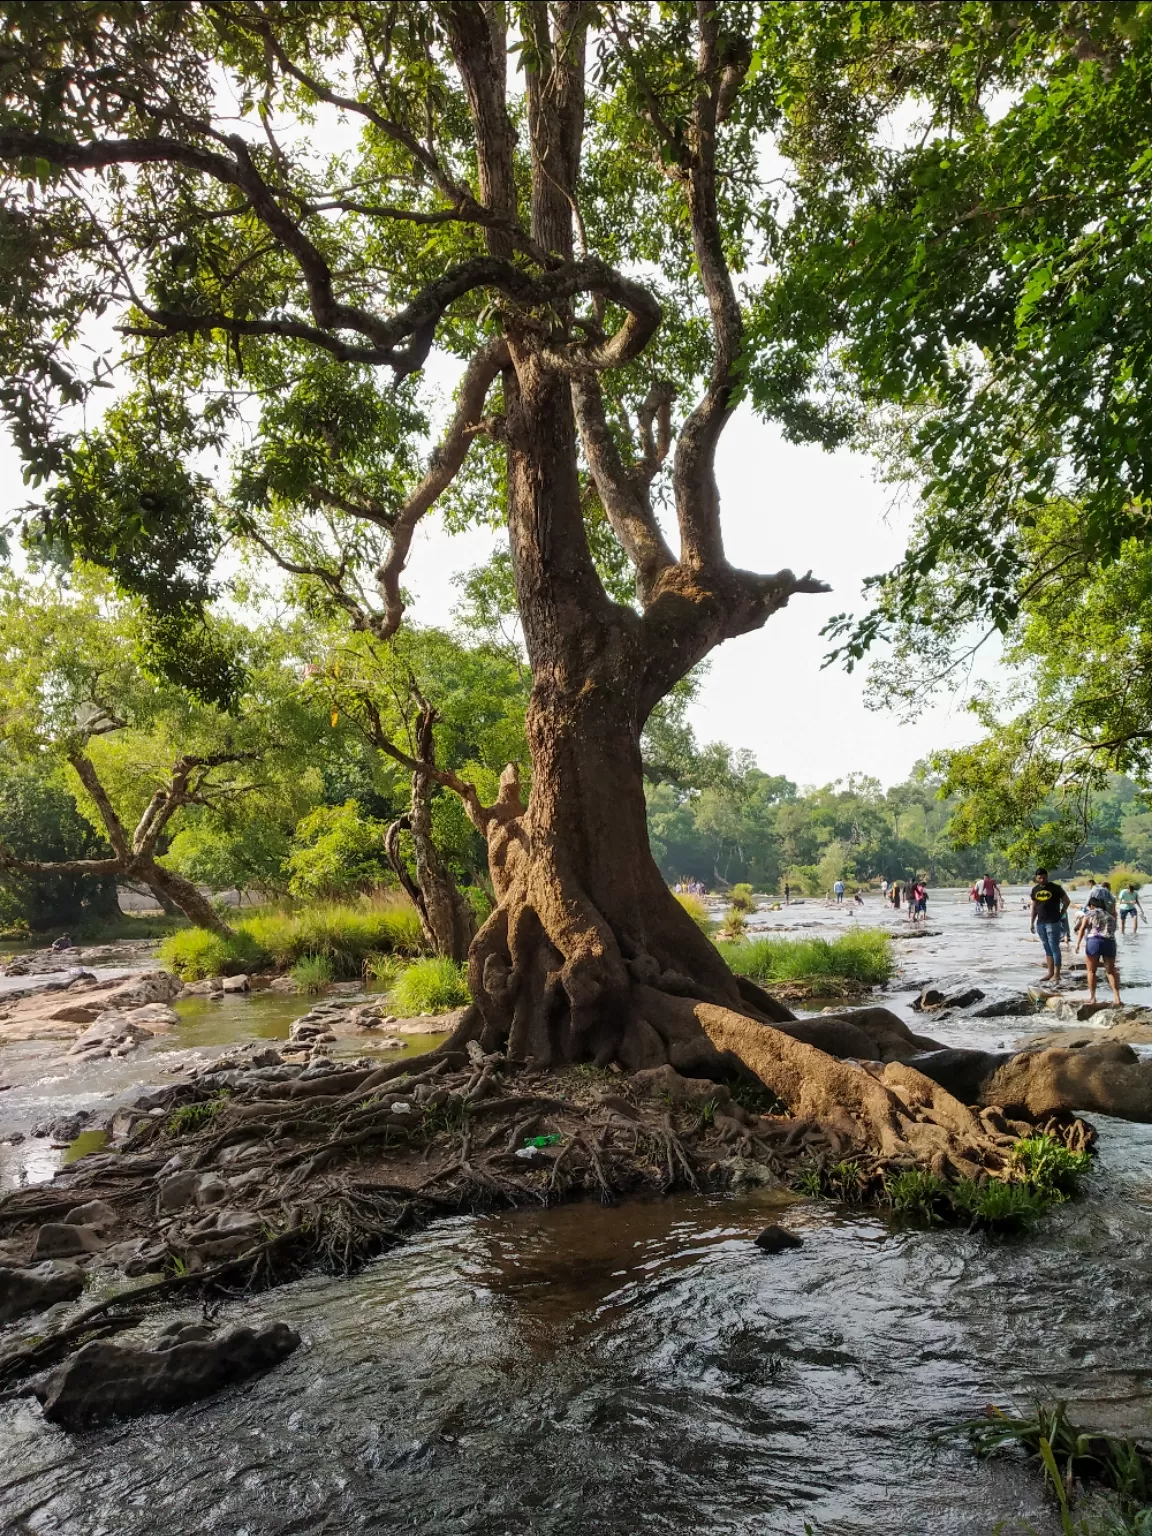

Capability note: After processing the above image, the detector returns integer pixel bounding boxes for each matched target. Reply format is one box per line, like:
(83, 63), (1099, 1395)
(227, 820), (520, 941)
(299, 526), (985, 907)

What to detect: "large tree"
(0, 0), (836, 1073)
(753, 2), (1152, 855)
(0, 0), (1030, 1186)
(0, 571), (310, 934)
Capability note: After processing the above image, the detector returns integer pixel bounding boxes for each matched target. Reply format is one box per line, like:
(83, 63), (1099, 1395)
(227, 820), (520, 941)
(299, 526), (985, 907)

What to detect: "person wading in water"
(1076, 894), (1122, 1005)
(1030, 867), (1071, 985)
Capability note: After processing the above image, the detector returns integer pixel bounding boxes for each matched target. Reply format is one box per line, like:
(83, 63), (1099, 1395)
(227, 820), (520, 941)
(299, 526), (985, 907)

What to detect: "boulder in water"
(32, 1320), (301, 1427)
(753, 1225), (803, 1254)
(0, 1261), (84, 1324)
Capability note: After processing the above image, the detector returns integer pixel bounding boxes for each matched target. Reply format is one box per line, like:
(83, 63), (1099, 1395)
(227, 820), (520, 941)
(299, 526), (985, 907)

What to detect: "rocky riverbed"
(2, 894), (1152, 1532)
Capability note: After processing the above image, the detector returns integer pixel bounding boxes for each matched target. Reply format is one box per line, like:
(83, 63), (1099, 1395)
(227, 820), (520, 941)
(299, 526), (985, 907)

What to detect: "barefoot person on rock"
(1030, 868), (1070, 985)
(1075, 894), (1122, 1006)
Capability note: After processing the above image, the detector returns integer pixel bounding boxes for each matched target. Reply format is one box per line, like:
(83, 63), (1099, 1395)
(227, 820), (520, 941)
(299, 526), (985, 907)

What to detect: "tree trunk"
(383, 705), (477, 963)
(137, 861), (235, 938)
(467, 662), (749, 1072)
(385, 810), (476, 963)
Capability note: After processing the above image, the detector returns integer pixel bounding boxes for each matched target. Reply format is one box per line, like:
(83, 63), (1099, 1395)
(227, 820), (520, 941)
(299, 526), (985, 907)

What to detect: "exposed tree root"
(0, 988), (1098, 1398)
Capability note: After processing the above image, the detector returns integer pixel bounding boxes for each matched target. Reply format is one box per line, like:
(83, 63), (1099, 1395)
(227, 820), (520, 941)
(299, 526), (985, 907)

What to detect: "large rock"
(1027, 1015), (1152, 1049)
(42, 1003), (103, 1025)
(971, 992), (1038, 1019)
(910, 1041), (1152, 1123)
(914, 986), (985, 1012)
(1043, 998), (1116, 1024)
(30, 1222), (107, 1260)
(66, 1015), (154, 1058)
(103, 970), (183, 1007)
(123, 1002), (180, 1028)
(0, 1261), (84, 1324)
(906, 1048), (1011, 1105)
(985, 1042), (1152, 1122)
(32, 1320), (301, 1427)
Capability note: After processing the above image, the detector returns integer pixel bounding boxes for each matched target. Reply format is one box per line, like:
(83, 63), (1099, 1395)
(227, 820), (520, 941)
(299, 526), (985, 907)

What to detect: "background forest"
(3, 570), (1148, 936)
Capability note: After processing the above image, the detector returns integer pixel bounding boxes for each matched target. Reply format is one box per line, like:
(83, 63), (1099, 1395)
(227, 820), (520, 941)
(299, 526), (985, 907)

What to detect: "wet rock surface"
(753, 1224), (803, 1254)
(31, 1320), (301, 1428)
(0, 1260), (84, 1323)
(0, 969), (183, 1047)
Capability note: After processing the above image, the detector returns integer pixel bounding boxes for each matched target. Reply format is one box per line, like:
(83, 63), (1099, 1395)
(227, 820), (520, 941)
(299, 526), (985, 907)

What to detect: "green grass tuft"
(290, 953), (335, 993)
(728, 883), (756, 913)
(389, 956), (470, 1014)
(159, 895), (426, 979)
(165, 1091), (230, 1135)
(1009, 1135), (1093, 1198)
(157, 926), (266, 980)
(719, 929), (894, 986)
(363, 951), (405, 986)
(674, 891), (711, 932)
(885, 1168), (949, 1221)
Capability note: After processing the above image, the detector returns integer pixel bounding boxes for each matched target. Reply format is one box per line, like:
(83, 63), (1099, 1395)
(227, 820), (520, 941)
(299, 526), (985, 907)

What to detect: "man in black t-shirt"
(1030, 867), (1070, 983)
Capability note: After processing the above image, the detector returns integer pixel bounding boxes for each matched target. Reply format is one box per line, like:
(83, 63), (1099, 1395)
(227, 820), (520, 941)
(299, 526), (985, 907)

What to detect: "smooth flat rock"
(32, 1321), (301, 1427)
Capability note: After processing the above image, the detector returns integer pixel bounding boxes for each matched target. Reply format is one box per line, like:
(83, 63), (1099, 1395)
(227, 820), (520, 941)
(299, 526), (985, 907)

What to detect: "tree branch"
(374, 336), (510, 639)
(669, 2), (750, 571)
(572, 375), (675, 602)
(68, 753), (131, 860)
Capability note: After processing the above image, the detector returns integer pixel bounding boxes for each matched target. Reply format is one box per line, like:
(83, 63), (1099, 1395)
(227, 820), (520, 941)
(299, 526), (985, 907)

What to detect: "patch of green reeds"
(718, 929), (894, 987)
(388, 956), (470, 1014)
(159, 895), (426, 980)
(290, 953), (335, 993)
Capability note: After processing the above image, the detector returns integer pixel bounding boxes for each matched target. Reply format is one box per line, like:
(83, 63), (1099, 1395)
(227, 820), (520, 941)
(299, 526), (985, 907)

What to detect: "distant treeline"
(645, 756), (1152, 894)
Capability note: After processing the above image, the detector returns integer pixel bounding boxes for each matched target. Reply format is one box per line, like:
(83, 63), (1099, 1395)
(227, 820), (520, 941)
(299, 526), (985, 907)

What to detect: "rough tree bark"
(439, 4), (821, 1075)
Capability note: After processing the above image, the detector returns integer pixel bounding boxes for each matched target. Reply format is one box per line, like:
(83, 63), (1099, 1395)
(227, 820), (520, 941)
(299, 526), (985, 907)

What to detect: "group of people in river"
(969, 874), (1004, 914)
(1027, 869), (1148, 1005)
(879, 877), (930, 922)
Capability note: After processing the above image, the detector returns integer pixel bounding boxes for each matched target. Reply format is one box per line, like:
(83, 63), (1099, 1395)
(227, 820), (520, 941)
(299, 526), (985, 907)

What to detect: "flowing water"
(2, 894), (1152, 1533)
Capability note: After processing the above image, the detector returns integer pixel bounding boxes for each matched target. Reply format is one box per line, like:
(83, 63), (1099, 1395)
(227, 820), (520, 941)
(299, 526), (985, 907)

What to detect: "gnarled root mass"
(0, 999), (1095, 1396)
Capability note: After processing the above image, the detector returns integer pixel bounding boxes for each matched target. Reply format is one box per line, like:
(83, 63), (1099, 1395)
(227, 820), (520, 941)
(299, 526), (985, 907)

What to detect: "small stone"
(194, 1175), (228, 1208)
(753, 1225), (804, 1255)
(158, 1171), (202, 1212)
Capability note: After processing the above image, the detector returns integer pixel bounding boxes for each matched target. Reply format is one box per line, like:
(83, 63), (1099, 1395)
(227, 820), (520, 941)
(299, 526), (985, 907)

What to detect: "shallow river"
(2, 893), (1152, 1533)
